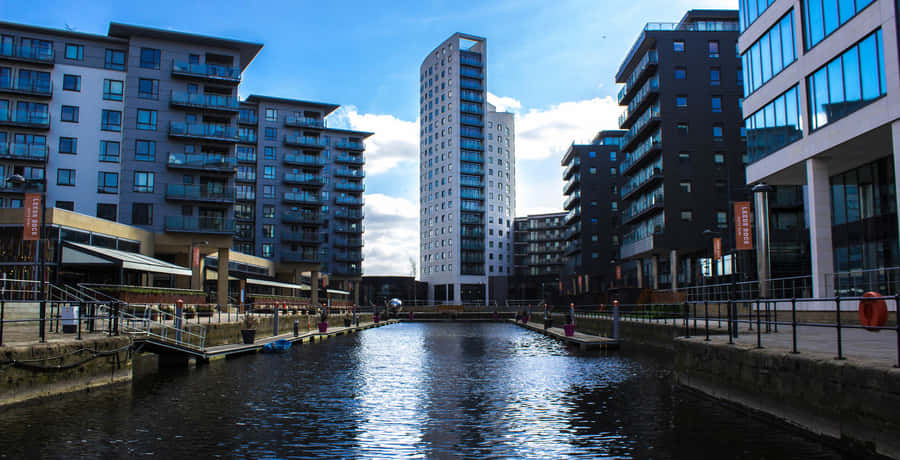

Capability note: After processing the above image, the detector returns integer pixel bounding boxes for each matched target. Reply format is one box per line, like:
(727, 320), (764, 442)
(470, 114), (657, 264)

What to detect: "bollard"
(273, 303), (281, 336)
(791, 297), (798, 354)
(704, 301), (710, 341)
(0, 299), (4, 346)
(756, 298), (763, 349)
(683, 302), (690, 338)
(835, 296), (845, 360)
(613, 300), (620, 343)
(727, 299), (733, 345)
(294, 319), (299, 337)
(175, 300), (184, 343)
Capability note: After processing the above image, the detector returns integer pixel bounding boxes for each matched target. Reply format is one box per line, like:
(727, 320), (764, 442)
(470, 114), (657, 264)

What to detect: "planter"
(373, 315), (380, 324)
(241, 329), (256, 344)
(408, 312), (414, 320)
(520, 315), (529, 324)
(343, 318), (352, 327)
(317, 322), (328, 333)
(564, 324), (575, 337)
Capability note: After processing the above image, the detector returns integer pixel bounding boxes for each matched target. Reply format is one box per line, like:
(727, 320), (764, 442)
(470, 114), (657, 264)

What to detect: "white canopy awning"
(246, 278), (310, 291)
(327, 288), (351, 296)
(62, 242), (192, 277)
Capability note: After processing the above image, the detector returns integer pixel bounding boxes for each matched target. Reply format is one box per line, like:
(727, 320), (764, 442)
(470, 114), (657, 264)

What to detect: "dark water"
(0, 323), (850, 459)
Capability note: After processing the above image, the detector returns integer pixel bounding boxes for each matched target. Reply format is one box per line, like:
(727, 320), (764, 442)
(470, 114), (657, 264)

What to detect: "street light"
(751, 183), (773, 299)
(7, 174), (47, 342)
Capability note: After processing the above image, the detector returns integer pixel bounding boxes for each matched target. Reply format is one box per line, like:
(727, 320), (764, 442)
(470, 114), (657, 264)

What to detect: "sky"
(3, 0), (736, 276)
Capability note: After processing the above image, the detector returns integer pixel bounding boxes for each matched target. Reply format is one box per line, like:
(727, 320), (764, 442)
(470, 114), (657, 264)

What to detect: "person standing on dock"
(543, 303), (553, 330)
(568, 303), (575, 326)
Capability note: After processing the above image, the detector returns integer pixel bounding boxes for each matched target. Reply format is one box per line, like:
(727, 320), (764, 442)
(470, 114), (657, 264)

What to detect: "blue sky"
(4, 0), (735, 275)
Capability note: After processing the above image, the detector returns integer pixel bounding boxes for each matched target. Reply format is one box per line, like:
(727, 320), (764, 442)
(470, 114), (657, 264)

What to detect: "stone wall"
(0, 336), (132, 407)
(201, 314), (374, 347)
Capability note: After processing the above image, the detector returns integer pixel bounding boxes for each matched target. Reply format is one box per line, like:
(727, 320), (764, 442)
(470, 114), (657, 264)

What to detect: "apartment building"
(419, 33), (516, 304)
(510, 212), (566, 303)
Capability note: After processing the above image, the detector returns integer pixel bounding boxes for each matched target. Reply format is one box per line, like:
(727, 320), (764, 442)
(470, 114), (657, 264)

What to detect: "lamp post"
(7, 174), (47, 342)
(751, 183), (773, 299)
(189, 240), (208, 292)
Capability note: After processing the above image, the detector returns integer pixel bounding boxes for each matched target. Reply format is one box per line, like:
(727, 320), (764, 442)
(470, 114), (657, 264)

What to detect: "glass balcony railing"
(284, 116), (325, 128)
(168, 122), (238, 141)
(334, 168), (365, 178)
(284, 135), (327, 148)
(460, 92), (484, 103)
(460, 189), (484, 199)
(334, 182), (365, 192)
(336, 141), (364, 150)
(460, 139), (483, 150)
(334, 208), (364, 219)
(460, 114), (484, 126)
(281, 231), (323, 243)
(460, 67), (484, 79)
(238, 113), (257, 125)
(282, 252), (320, 264)
(333, 264), (362, 275)
(170, 91), (240, 111)
(565, 207), (581, 223)
(335, 154), (364, 165)
(460, 151), (484, 163)
(460, 163), (484, 175)
(562, 157), (580, 180)
(460, 103), (483, 114)
(0, 77), (52, 97)
(284, 153), (327, 167)
(459, 175), (483, 186)
(172, 60), (241, 82)
(621, 103), (661, 148)
(460, 52), (483, 67)
(333, 237), (363, 247)
(617, 50), (658, 105)
(461, 201), (485, 212)
(284, 173), (326, 186)
(283, 192), (325, 204)
(618, 76), (659, 128)
(460, 79), (484, 91)
(563, 190), (581, 210)
(282, 211), (325, 224)
(461, 240), (485, 250)
(619, 130), (662, 175)
(622, 188), (664, 223)
(334, 251), (364, 262)
(333, 223), (363, 233)
(164, 216), (235, 233)
(167, 153), (236, 171)
(166, 184), (234, 202)
(0, 45), (54, 64)
(0, 110), (50, 128)
(0, 143), (48, 161)
(335, 195), (364, 206)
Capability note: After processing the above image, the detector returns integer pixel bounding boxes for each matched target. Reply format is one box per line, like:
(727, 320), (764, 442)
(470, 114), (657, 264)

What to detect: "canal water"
(0, 322), (849, 459)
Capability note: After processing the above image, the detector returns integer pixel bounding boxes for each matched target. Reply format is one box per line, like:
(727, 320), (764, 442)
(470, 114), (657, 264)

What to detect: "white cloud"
(362, 193), (419, 276)
(514, 96), (620, 160)
(329, 106), (418, 176)
(486, 92), (523, 113)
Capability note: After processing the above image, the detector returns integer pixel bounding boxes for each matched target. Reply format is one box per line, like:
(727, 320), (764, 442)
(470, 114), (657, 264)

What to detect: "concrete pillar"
(191, 254), (202, 291)
(310, 270), (319, 306)
(636, 259), (644, 288)
(651, 256), (659, 290)
(353, 280), (360, 305)
(217, 248), (229, 309)
(670, 250), (678, 291)
(892, 121), (900, 246)
(806, 158), (835, 298)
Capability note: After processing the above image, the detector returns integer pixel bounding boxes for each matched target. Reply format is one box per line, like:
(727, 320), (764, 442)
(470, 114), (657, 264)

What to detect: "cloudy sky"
(6, 0), (736, 275)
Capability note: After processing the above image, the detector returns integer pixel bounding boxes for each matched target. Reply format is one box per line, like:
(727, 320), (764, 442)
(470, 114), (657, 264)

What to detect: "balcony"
(459, 175), (483, 187)
(334, 251), (363, 262)
(334, 208), (364, 220)
(622, 192), (664, 225)
(460, 103), (483, 115)
(621, 167), (663, 200)
(460, 79), (484, 91)
(164, 216), (235, 234)
(618, 76), (659, 129)
(460, 52), (483, 67)
(170, 91), (240, 112)
(460, 92), (484, 103)
(460, 189), (484, 200)
(283, 192), (325, 205)
(167, 153), (236, 173)
(0, 78), (52, 98)
(165, 184), (234, 203)
(461, 240), (485, 250)
(333, 223), (363, 233)
(281, 252), (320, 264)
(282, 211), (325, 224)
(238, 113), (257, 125)
(564, 207), (580, 224)
(0, 143), (48, 161)
(620, 131), (662, 176)
(335, 154), (364, 165)
(460, 151), (484, 163)
(334, 182), (365, 192)
(284, 135), (327, 148)
(281, 231), (323, 244)
(563, 190), (581, 210)
(336, 141), (364, 151)
(284, 153), (327, 167)
(460, 201), (484, 212)
(171, 60), (241, 83)
(563, 224), (581, 241)
(335, 195), (364, 206)
(334, 168), (364, 179)
(168, 122), (238, 143)
(460, 67), (484, 79)
(564, 240), (581, 256)
(460, 163), (484, 175)
(238, 132), (257, 143)
(0, 110), (50, 130)
(0, 45), (54, 66)
(460, 114), (484, 127)
(562, 158), (580, 180)
(621, 104), (661, 151)
(563, 174), (580, 195)
(617, 50), (657, 105)
(284, 173), (326, 186)
(460, 228), (484, 238)
(460, 213), (483, 225)
(284, 116), (325, 129)
(621, 233), (658, 259)
(333, 264), (362, 275)
(333, 236), (363, 248)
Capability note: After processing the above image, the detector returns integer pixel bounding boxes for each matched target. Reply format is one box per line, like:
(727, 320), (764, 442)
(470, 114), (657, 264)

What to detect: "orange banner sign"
(713, 237), (723, 260)
(616, 265), (622, 280)
(734, 201), (753, 250)
(23, 193), (41, 241)
(192, 247), (201, 267)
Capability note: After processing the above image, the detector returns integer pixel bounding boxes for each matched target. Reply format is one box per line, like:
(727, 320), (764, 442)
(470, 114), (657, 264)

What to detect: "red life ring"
(858, 292), (888, 331)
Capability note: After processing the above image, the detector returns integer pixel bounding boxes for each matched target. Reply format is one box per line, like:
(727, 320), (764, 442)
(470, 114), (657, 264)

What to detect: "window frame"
(62, 74), (81, 91)
(103, 79), (124, 101)
(56, 168), (76, 186)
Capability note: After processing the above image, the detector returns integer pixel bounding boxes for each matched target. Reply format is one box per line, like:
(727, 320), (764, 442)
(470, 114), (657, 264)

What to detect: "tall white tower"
(418, 33), (516, 305)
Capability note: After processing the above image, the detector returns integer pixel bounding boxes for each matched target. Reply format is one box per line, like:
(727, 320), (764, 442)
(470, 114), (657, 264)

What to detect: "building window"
(262, 185), (274, 198)
(139, 48), (161, 69)
(680, 181), (692, 193)
(679, 152), (690, 161)
(263, 224), (275, 238)
(708, 40), (720, 58)
(96, 203), (116, 221)
(59, 137), (77, 154)
(61, 105), (79, 123)
(56, 168), (75, 186)
(265, 108), (277, 121)
(745, 85), (803, 163)
(101, 110), (121, 131)
(714, 153), (725, 164)
(807, 30), (885, 131)
(717, 211), (728, 228)
(589, 167), (597, 174)
(711, 96), (722, 112)
(133, 172), (154, 193)
(742, 11), (796, 96)
(588, 151), (596, 158)
(673, 40), (685, 52)
(674, 67), (686, 79)
(680, 210), (693, 221)
(262, 243), (273, 257)
(64, 44), (83, 61)
(104, 49), (126, 70)
(609, 167), (617, 176)
(263, 205), (275, 218)
(136, 109), (157, 130)
(263, 165), (276, 179)
(264, 146), (276, 160)
(103, 79), (124, 101)
(135, 140), (155, 161)
(138, 79), (159, 99)
(676, 95), (688, 107)
(610, 151), (616, 161)
(264, 127), (277, 140)
(805, 0), (875, 49)
(100, 141), (119, 162)
(132, 203), (152, 225)
(712, 124), (724, 139)
(55, 201), (74, 211)
(97, 172), (118, 194)
(710, 67), (721, 85)
(740, 0), (776, 30)
(676, 123), (689, 135)
(62, 74), (80, 91)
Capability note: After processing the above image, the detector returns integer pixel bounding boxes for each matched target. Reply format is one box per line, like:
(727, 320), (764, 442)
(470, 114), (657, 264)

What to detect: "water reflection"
(0, 322), (847, 459)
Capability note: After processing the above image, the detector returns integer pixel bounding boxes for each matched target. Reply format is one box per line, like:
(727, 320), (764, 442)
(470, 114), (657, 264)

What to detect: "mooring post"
(613, 300), (620, 342)
(274, 302), (281, 336)
(175, 299), (183, 344)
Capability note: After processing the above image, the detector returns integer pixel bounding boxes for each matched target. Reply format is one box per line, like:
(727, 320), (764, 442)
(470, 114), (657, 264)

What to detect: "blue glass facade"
(742, 10), (796, 96)
(740, 0), (776, 30)
(804, 0), (875, 49)
(745, 86), (802, 162)
(807, 30), (885, 130)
